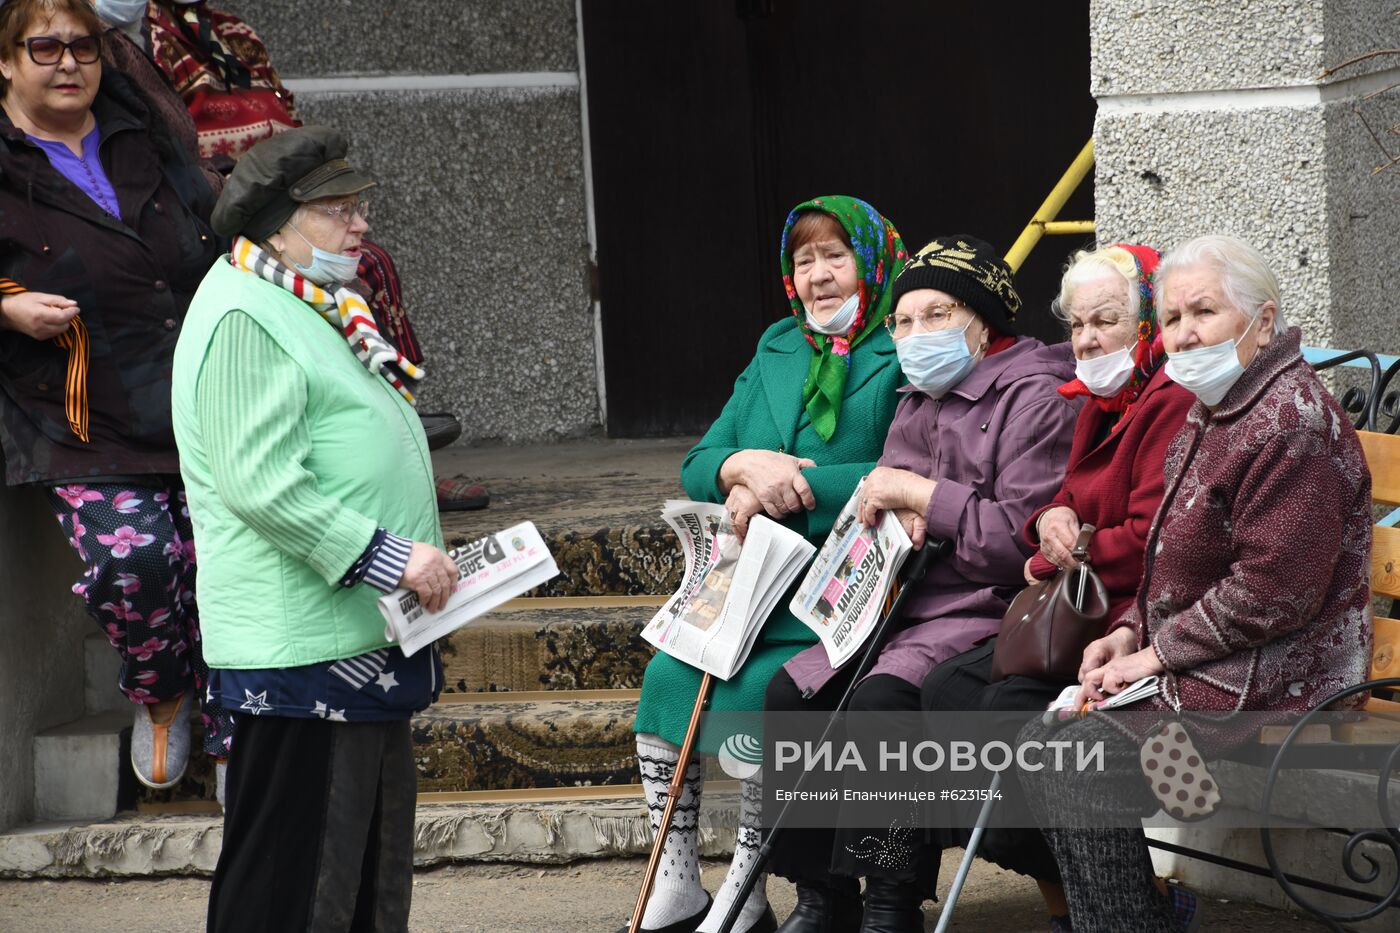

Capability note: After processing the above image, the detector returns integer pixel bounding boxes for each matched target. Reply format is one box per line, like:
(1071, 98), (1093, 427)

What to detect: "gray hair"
(1156, 235), (1288, 334)
(1051, 245), (1141, 327)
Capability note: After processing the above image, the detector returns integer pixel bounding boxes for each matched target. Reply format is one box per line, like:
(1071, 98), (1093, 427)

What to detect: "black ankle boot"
(857, 877), (924, 933)
(776, 880), (862, 933)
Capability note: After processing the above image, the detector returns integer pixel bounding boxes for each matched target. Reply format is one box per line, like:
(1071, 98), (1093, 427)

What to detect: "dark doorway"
(582, 1), (1095, 437)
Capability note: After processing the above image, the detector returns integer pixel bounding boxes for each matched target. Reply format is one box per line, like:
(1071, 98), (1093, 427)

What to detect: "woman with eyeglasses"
(0, 0), (227, 797)
(917, 245), (1196, 932)
(172, 126), (457, 932)
(763, 236), (1080, 933)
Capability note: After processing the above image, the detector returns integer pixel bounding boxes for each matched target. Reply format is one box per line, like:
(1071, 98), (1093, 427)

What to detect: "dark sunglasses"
(16, 34), (102, 66)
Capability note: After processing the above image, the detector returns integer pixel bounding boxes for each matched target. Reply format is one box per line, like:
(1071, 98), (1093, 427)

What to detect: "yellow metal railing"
(1004, 139), (1095, 273)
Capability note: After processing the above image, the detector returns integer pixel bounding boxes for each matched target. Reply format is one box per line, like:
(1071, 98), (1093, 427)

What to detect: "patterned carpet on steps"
(412, 697), (639, 793)
(440, 606), (655, 693)
(440, 474), (686, 597)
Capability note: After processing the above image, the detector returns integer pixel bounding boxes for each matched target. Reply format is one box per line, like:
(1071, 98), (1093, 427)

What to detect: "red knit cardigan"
(1022, 366), (1196, 628)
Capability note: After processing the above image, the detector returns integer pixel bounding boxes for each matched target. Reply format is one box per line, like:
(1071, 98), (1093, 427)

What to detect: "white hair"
(1156, 234), (1288, 334)
(1051, 246), (1141, 326)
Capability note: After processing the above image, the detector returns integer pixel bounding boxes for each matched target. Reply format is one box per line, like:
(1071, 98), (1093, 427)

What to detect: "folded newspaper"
(1047, 675), (1160, 713)
(377, 521), (559, 657)
(641, 501), (816, 680)
(789, 479), (913, 669)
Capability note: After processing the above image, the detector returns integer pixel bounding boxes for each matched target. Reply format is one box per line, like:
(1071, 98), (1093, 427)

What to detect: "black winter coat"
(0, 68), (223, 485)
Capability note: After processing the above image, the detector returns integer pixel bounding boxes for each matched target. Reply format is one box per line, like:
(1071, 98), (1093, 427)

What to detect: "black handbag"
(991, 524), (1110, 682)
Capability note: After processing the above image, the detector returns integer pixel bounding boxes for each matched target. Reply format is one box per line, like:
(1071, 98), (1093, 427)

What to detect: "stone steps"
(0, 791), (741, 879)
(15, 438), (702, 874)
(439, 597), (660, 694)
(434, 443), (690, 598)
(32, 712), (138, 823)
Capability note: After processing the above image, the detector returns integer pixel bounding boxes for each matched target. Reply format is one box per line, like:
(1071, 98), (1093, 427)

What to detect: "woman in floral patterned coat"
(1019, 235), (1373, 932)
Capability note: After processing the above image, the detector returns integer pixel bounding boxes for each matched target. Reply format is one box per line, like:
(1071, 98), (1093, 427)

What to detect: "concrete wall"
(0, 488), (91, 832)
(222, 0), (600, 445)
(1090, 0), (1400, 354)
(1092, 0), (1400, 906)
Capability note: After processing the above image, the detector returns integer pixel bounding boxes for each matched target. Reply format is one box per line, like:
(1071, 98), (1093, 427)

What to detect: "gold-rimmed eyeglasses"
(885, 301), (969, 338)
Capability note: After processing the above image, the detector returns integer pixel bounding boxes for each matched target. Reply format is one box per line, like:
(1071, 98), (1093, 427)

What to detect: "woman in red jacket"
(919, 244), (1194, 932)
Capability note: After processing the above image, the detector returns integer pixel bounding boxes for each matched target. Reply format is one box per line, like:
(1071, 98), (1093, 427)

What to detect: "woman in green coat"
(624, 196), (906, 933)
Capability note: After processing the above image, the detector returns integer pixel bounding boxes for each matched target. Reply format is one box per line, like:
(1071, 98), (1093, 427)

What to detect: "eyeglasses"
(308, 198), (371, 226)
(17, 35), (102, 66)
(885, 301), (969, 338)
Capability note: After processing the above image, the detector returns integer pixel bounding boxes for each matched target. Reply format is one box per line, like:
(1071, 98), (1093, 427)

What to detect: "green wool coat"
(633, 317), (903, 752)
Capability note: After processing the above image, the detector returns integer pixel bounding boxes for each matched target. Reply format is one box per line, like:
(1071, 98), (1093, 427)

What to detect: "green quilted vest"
(172, 258), (441, 668)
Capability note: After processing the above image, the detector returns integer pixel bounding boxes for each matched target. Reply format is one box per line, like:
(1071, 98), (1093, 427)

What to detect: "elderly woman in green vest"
(622, 196), (906, 933)
(171, 127), (458, 933)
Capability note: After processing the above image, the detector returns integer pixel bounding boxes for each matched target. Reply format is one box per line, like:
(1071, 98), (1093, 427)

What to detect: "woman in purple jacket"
(764, 236), (1081, 933)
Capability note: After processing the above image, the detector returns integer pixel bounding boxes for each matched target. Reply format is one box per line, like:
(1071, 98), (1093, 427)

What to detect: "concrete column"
(0, 487), (91, 832)
(223, 0), (600, 444)
(1090, 0), (1400, 353)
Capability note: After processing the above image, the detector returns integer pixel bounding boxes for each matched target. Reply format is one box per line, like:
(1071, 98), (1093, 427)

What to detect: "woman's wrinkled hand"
(724, 483), (764, 543)
(1075, 630), (1160, 708)
(400, 542), (460, 614)
(1036, 506), (1082, 570)
(856, 466), (935, 529)
(892, 508), (927, 550)
(0, 291), (80, 341)
(720, 449), (816, 518)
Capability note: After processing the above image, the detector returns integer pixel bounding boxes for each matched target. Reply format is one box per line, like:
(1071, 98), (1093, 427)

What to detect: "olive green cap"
(211, 126), (377, 240)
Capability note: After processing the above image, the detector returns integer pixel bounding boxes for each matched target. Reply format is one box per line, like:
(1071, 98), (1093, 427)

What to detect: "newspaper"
(789, 480), (912, 669)
(377, 521), (559, 657)
(641, 501), (816, 680)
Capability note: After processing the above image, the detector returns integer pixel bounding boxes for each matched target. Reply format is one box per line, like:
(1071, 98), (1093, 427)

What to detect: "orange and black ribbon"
(52, 317), (91, 443)
(2, 281), (90, 443)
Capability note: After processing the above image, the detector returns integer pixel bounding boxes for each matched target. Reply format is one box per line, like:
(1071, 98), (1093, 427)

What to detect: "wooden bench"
(1144, 429), (1400, 926)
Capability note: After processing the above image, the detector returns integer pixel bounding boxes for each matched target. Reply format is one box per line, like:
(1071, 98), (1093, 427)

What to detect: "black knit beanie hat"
(889, 235), (1023, 336)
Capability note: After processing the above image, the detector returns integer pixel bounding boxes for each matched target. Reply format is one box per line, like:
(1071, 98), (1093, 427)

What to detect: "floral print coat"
(1113, 328), (1373, 752)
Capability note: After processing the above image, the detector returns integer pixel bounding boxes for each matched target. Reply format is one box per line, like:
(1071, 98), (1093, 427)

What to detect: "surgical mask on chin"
(1075, 343), (1136, 397)
(1164, 315), (1259, 406)
(805, 291), (860, 336)
(94, 0), (148, 26)
(896, 319), (979, 398)
(287, 224), (361, 286)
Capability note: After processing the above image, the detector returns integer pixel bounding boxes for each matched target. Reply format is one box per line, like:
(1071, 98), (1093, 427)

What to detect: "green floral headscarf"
(780, 195), (906, 442)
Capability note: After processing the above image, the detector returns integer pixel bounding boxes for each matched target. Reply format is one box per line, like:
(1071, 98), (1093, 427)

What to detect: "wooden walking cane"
(627, 671), (715, 933)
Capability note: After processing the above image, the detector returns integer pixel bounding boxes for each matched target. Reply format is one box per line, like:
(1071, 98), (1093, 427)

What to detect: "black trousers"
(920, 638), (1067, 883)
(207, 715), (416, 933)
(764, 666), (935, 893)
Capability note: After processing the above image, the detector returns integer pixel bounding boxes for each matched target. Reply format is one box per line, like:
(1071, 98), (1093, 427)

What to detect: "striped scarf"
(230, 237), (423, 403)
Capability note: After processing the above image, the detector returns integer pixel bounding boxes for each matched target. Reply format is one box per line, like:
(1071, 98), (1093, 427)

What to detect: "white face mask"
(95, 0), (148, 26)
(1164, 315), (1258, 406)
(895, 319), (979, 398)
(1075, 343), (1136, 397)
(805, 291), (860, 336)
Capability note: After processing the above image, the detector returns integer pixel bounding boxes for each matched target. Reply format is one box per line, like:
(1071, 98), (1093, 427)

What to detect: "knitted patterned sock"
(637, 734), (708, 929)
(698, 771), (768, 932)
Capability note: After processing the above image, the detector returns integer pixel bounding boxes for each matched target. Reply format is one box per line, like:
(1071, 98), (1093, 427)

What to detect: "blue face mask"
(895, 319), (979, 398)
(287, 223), (361, 286)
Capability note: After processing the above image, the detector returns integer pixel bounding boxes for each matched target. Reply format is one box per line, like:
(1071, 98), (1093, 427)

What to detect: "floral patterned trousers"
(46, 481), (234, 759)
